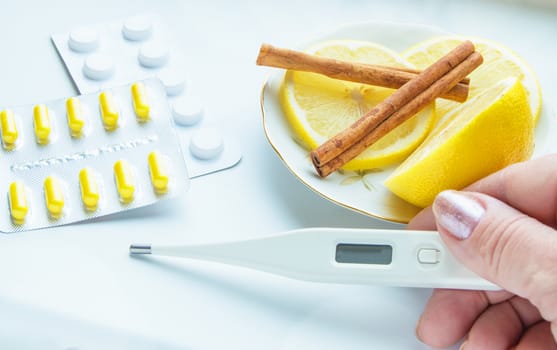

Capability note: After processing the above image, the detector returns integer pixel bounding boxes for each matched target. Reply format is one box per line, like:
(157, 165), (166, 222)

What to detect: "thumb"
(432, 190), (557, 311)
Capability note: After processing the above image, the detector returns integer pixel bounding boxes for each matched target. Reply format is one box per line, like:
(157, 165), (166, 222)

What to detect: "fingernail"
(433, 190), (485, 240)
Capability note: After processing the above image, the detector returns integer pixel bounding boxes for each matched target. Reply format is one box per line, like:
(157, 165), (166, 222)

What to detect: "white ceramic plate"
(261, 21), (556, 224)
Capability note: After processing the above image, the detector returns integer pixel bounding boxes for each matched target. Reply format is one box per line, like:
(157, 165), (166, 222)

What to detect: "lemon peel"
(384, 78), (534, 208)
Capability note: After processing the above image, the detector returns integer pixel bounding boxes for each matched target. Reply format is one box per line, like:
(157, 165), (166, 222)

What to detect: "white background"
(0, 0), (556, 349)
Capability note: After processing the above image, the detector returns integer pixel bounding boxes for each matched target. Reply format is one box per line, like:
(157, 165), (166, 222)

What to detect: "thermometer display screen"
(335, 244), (393, 265)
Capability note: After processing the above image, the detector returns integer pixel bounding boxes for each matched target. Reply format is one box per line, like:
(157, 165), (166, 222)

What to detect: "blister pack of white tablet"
(51, 14), (241, 178)
(0, 78), (188, 233)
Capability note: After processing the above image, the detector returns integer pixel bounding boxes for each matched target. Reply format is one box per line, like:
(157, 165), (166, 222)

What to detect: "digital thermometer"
(129, 228), (499, 290)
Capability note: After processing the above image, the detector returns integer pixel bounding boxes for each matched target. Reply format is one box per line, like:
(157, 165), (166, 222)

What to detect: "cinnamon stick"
(310, 40), (475, 169)
(315, 51), (483, 178)
(257, 43), (470, 102)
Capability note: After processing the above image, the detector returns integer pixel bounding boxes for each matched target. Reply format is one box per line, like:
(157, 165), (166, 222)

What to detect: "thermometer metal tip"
(130, 244), (152, 254)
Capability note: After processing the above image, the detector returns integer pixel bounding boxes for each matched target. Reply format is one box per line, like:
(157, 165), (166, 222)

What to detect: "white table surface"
(0, 0), (555, 349)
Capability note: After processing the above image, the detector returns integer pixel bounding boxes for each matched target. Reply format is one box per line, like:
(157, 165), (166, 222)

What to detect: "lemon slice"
(384, 77), (534, 208)
(279, 40), (435, 170)
(403, 35), (542, 124)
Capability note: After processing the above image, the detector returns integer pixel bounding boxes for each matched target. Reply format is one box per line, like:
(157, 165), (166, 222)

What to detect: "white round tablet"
(122, 16), (153, 41)
(172, 96), (204, 126)
(68, 28), (99, 53)
(189, 128), (224, 160)
(138, 41), (169, 68)
(158, 69), (187, 96)
(82, 54), (114, 80)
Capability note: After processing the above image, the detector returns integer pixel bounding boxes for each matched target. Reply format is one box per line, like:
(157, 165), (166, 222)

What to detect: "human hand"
(408, 154), (557, 349)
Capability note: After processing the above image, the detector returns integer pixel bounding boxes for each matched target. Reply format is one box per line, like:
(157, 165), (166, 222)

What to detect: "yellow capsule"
(1, 109), (18, 146)
(99, 91), (119, 130)
(79, 168), (99, 210)
(8, 181), (28, 223)
(148, 151), (169, 193)
(33, 104), (51, 144)
(131, 82), (150, 121)
(44, 176), (64, 219)
(66, 97), (85, 135)
(114, 160), (134, 203)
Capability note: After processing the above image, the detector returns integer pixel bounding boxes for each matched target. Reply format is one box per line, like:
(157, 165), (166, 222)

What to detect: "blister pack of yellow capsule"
(0, 78), (188, 233)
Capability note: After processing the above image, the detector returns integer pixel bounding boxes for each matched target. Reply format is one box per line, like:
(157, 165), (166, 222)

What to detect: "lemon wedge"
(384, 77), (534, 208)
(279, 40), (435, 170)
(403, 35), (542, 125)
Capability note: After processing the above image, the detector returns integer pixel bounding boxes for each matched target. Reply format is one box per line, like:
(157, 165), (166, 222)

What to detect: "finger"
(417, 289), (493, 348)
(416, 289), (538, 348)
(408, 153), (557, 230)
(507, 296), (545, 328)
(464, 297), (544, 349)
(472, 154), (557, 227)
(514, 322), (557, 350)
(465, 300), (523, 349)
(432, 190), (557, 322)
(407, 207), (436, 230)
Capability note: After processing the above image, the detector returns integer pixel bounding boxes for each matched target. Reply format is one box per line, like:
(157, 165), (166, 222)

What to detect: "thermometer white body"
(130, 228), (499, 290)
